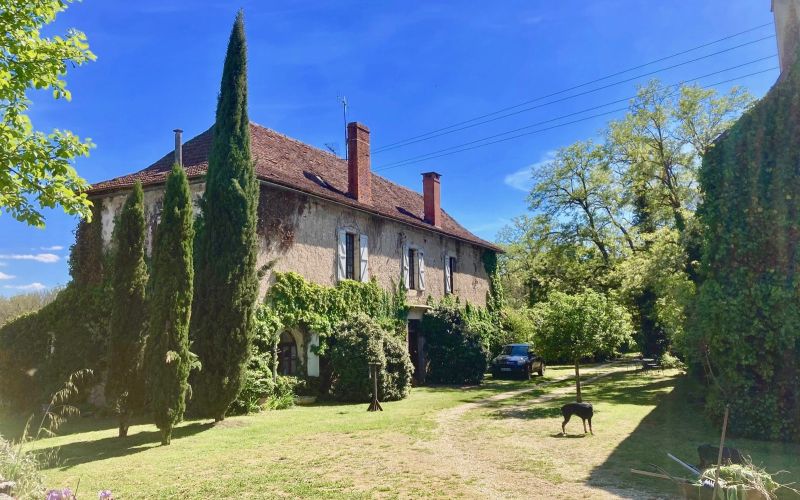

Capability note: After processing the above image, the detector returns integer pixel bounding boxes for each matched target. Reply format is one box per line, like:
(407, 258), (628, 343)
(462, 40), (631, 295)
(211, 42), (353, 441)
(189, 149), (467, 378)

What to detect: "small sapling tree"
(533, 290), (632, 401)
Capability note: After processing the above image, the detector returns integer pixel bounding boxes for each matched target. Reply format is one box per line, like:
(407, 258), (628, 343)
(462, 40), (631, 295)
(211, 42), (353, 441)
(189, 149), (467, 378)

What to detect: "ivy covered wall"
(689, 53), (800, 442)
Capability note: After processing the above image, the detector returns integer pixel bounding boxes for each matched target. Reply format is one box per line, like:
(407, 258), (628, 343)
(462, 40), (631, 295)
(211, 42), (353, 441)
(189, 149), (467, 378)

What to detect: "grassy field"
(3, 364), (799, 499)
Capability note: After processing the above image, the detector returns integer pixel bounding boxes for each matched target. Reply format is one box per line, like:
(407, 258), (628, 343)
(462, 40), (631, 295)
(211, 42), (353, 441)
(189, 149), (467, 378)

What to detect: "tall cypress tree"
(105, 181), (148, 438)
(147, 165), (194, 445)
(190, 10), (259, 421)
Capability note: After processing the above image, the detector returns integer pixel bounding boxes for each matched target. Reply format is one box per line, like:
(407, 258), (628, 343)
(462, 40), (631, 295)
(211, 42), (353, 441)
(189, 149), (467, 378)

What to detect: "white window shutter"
(337, 229), (347, 281)
(444, 255), (452, 294)
(402, 244), (410, 289)
(418, 250), (426, 290)
(359, 234), (369, 282)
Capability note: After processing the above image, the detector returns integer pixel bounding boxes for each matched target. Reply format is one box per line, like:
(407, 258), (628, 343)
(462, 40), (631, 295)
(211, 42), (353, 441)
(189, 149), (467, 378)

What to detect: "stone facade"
(97, 181), (492, 308)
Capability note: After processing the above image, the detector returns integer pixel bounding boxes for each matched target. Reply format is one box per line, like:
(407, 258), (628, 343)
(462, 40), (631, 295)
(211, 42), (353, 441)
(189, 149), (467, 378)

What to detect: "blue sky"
(0, 0), (779, 295)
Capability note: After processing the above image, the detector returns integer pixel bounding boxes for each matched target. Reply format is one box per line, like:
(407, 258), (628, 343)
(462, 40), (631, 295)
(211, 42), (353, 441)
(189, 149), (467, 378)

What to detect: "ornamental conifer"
(147, 165), (194, 445)
(190, 10), (259, 421)
(106, 181), (148, 438)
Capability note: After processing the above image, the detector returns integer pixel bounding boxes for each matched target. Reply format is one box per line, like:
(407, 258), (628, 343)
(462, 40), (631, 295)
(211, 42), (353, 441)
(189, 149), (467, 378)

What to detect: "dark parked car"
(490, 343), (545, 380)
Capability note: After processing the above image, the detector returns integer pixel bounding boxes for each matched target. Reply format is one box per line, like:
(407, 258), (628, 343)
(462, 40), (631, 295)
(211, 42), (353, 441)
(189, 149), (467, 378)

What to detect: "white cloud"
(4, 282), (47, 291)
(503, 151), (557, 192)
(0, 272), (15, 280)
(40, 245), (64, 251)
(0, 253), (60, 263)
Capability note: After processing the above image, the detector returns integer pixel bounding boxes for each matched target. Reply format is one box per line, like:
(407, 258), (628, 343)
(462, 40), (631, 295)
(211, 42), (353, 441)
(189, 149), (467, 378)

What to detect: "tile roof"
(87, 123), (501, 252)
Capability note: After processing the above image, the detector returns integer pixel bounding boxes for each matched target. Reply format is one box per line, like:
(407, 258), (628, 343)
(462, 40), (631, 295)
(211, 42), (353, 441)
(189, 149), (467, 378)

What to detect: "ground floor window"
(278, 331), (298, 375)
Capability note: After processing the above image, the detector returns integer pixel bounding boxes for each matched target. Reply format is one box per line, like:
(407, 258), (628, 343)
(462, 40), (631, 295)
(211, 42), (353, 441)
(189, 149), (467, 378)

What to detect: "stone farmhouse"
(87, 121), (501, 381)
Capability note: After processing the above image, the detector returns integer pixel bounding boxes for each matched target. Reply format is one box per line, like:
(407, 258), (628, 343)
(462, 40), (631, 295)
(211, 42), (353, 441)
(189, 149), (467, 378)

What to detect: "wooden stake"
(368, 363), (383, 412)
(712, 405), (730, 497)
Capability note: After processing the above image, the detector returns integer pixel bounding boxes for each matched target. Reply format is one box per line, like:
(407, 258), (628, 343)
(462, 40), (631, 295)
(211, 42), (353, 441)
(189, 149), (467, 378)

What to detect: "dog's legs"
(588, 418), (593, 435)
(582, 418), (587, 434)
(562, 414), (571, 435)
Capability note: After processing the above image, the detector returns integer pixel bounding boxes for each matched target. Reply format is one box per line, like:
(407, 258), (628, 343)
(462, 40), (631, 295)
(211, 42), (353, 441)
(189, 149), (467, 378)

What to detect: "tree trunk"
(215, 414), (224, 423)
(161, 428), (171, 446)
(574, 359), (582, 403)
(118, 423), (128, 438)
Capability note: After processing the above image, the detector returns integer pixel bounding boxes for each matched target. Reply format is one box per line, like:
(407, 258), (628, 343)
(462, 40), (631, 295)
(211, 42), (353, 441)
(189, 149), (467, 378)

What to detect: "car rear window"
(502, 345), (528, 356)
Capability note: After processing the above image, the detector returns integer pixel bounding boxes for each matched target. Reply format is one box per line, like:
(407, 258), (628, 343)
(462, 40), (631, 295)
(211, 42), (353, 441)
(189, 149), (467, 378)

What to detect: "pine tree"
(147, 165), (194, 445)
(105, 182), (148, 438)
(190, 10), (259, 421)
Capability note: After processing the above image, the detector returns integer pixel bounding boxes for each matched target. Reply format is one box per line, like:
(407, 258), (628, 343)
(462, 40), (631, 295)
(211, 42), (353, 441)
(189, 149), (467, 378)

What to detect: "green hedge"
(0, 209), (107, 411)
(423, 301), (489, 385)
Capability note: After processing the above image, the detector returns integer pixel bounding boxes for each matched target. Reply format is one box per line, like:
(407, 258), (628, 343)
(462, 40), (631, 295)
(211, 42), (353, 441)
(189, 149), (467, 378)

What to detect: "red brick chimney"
(347, 122), (371, 203)
(422, 172), (441, 227)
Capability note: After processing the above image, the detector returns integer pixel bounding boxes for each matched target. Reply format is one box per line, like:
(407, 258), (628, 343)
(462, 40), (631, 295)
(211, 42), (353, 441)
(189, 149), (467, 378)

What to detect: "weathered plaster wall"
(98, 182), (204, 254)
(256, 184), (491, 307)
(96, 182), (492, 308)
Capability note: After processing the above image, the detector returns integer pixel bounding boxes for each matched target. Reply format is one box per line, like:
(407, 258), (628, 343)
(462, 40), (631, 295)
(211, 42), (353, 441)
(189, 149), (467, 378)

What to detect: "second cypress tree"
(190, 11), (259, 421)
(147, 165), (194, 445)
(106, 181), (148, 438)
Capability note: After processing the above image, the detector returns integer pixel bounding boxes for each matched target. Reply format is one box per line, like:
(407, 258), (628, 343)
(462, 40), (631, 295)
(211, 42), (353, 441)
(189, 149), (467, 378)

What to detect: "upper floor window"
(345, 233), (356, 280)
(445, 256), (456, 294)
(403, 245), (425, 291)
(408, 248), (417, 290)
(337, 229), (368, 282)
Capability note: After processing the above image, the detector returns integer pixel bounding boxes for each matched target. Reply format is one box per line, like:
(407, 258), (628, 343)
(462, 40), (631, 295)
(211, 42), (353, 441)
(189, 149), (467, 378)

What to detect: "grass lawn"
(3, 364), (798, 499)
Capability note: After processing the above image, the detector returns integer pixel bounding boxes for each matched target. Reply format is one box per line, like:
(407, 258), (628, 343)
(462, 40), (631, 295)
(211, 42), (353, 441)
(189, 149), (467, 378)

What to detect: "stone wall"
(95, 181), (492, 307)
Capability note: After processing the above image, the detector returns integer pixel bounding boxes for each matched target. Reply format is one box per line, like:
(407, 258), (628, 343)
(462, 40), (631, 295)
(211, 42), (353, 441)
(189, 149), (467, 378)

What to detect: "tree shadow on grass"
(37, 421), (213, 471)
(586, 377), (800, 499)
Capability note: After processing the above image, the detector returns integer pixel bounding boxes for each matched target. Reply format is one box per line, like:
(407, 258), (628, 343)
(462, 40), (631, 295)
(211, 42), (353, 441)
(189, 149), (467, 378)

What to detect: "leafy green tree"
(0, 0), (96, 227)
(0, 288), (60, 327)
(533, 290), (632, 402)
(688, 53), (800, 442)
(147, 165), (194, 445)
(501, 81), (753, 358)
(106, 182), (148, 438)
(190, 11), (259, 421)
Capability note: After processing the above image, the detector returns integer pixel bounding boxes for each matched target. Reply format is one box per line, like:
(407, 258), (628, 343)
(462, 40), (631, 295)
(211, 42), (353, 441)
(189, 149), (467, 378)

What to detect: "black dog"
(561, 402), (593, 435)
(697, 444), (745, 470)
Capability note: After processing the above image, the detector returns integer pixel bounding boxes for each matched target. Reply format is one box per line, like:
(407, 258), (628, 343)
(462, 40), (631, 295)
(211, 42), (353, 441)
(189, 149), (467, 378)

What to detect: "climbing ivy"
(0, 203), (109, 410)
(482, 250), (505, 318)
(265, 272), (409, 354)
(687, 50), (800, 441)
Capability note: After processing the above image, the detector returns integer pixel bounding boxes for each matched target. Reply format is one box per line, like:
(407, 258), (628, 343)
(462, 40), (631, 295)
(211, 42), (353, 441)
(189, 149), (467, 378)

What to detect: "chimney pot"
(422, 172), (442, 227)
(347, 122), (371, 203)
(173, 129), (183, 167)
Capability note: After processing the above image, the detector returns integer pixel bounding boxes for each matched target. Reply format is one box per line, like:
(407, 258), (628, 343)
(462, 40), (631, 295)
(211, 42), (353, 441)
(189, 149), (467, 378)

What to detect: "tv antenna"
(338, 94), (348, 160)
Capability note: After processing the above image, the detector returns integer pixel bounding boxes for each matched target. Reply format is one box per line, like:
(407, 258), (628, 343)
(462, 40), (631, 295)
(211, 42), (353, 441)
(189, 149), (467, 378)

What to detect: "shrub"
(0, 436), (45, 499)
(658, 352), (684, 370)
(328, 313), (412, 402)
(423, 302), (488, 385)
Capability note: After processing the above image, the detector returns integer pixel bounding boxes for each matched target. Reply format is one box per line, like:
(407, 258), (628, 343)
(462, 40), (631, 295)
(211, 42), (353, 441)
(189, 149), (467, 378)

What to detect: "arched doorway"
(278, 331), (298, 375)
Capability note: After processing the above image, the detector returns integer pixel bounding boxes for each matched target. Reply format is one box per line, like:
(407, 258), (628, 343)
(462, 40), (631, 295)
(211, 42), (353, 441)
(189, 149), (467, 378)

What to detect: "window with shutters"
(408, 248), (417, 290)
(345, 232), (355, 280)
(448, 256), (456, 293)
(338, 229), (368, 283)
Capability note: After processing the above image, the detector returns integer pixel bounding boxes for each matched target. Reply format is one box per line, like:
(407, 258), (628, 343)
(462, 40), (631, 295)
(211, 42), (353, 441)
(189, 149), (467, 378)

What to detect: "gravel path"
(425, 362), (635, 499)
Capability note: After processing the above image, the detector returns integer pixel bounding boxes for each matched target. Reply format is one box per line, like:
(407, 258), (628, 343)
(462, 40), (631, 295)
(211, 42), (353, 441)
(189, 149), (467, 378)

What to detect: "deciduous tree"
(0, 0), (96, 227)
(533, 290), (632, 402)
